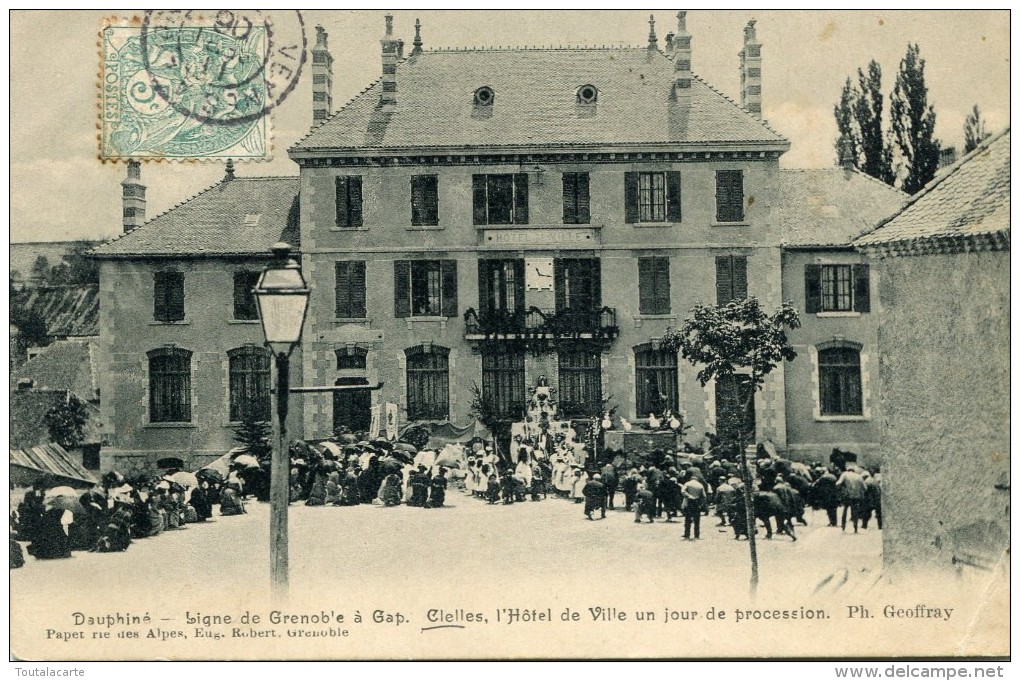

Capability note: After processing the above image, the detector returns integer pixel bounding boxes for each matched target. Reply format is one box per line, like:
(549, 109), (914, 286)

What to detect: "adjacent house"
(854, 129), (1010, 573)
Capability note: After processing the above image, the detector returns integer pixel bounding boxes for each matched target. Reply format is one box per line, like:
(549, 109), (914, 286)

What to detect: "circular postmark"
(140, 10), (306, 127)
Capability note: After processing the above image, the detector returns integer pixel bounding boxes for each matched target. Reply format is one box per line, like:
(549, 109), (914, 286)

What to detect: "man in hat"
(681, 475), (707, 540)
(634, 483), (656, 523)
(582, 473), (607, 520)
(836, 465), (867, 533)
(810, 467), (840, 527)
(600, 461), (618, 510)
(861, 469), (882, 530)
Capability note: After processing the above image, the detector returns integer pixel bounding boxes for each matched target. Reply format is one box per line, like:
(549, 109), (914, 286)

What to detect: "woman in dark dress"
(189, 481), (214, 522)
(27, 505), (73, 559)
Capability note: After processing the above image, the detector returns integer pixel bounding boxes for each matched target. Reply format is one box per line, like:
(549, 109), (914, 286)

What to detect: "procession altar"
(604, 430), (680, 453)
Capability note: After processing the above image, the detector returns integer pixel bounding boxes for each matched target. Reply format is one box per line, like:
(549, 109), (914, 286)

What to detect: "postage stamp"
(99, 11), (306, 161)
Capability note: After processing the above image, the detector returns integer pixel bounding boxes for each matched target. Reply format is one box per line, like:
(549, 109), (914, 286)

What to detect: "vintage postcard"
(9, 9), (1010, 663)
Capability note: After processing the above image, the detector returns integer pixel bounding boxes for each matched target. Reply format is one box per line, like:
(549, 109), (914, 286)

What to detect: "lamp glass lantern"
(254, 243), (310, 357)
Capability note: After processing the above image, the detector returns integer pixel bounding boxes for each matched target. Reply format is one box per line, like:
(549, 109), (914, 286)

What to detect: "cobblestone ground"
(16, 489), (1000, 659)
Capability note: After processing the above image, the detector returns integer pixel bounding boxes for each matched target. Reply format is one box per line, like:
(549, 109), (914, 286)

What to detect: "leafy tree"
(661, 298), (800, 595)
(10, 299), (50, 352)
(891, 43), (940, 194)
(833, 77), (859, 166)
(963, 104), (991, 154)
(44, 394), (90, 449)
(30, 255), (50, 282)
(61, 240), (101, 285)
(854, 61), (896, 185)
(232, 418), (273, 462)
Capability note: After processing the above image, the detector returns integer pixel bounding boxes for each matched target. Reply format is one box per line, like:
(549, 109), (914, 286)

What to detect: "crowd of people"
(11, 430), (882, 570)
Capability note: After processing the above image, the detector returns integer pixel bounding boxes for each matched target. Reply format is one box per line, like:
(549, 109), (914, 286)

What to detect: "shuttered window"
(472, 173), (529, 225)
(805, 264), (870, 313)
(715, 255), (748, 305)
(479, 259), (525, 316)
(638, 257), (671, 315)
(335, 261), (367, 318)
(558, 348), (602, 418)
(634, 345), (678, 418)
(715, 170), (744, 223)
(153, 271), (185, 322)
(818, 347), (863, 415)
(228, 346), (271, 422)
(482, 351), (526, 420)
(411, 175), (439, 226)
(394, 260), (457, 318)
(406, 345), (450, 421)
(562, 172), (591, 224)
(554, 258), (602, 312)
(148, 347), (192, 422)
(624, 171), (681, 223)
(335, 176), (364, 227)
(232, 271), (260, 320)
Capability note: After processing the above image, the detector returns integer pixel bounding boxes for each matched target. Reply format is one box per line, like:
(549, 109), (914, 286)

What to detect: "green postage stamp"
(99, 11), (306, 161)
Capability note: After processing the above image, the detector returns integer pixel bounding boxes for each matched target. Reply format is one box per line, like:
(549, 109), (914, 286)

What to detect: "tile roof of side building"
(291, 47), (789, 154)
(854, 129), (1010, 252)
(92, 176), (299, 258)
(777, 168), (908, 247)
(11, 339), (100, 402)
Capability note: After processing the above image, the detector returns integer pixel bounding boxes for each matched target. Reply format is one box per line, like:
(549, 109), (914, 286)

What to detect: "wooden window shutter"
(638, 258), (655, 314)
(513, 173), (529, 224)
(715, 256), (732, 305)
(666, 171), (682, 222)
(554, 259), (566, 311)
(425, 176), (438, 225)
(804, 264), (822, 313)
(348, 176), (363, 227)
(654, 257), (671, 314)
(732, 256), (748, 300)
(351, 261), (367, 317)
(513, 259), (526, 312)
(472, 175), (487, 225)
(624, 172), (639, 223)
(153, 272), (167, 320)
(394, 260), (411, 317)
(335, 177), (348, 226)
(335, 262), (351, 317)
(590, 259), (602, 307)
(441, 260), (458, 317)
(160, 271), (185, 321)
(576, 172), (590, 224)
(411, 177), (425, 226)
(562, 173), (576, 224)
(716, 170), (744, 223)
(477, 260), (491, 311)
(853, 264), (870, 313)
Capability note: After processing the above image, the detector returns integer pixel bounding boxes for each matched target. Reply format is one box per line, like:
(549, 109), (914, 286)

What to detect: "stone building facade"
(91, 15), (907, 472)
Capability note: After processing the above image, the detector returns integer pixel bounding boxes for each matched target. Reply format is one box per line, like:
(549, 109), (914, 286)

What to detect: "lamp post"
(253, 242), (310, 599)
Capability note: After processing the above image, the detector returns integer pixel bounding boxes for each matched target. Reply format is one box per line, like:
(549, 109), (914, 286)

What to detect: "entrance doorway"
(333, 377), (371, 433)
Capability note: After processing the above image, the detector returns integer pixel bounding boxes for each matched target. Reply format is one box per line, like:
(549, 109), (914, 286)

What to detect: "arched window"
(228, 346), (271, 422)
(634, 344), (678, 417)
(148, 347), (192, 422)
(818, 345), (862, 416)
(405, 345), (450, 421)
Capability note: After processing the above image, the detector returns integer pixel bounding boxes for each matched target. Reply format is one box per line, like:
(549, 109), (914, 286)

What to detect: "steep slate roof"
(10, 443), (98, 487)
(13, 285), (99, 337)
(292, 47), (788, 153)
(92, 177), (300, 258)
(11, 339), (100, 402)
(855, 129), (1010, 250)
(777, 169), (907, 247)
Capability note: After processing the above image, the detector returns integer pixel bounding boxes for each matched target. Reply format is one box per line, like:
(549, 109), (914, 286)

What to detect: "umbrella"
(435, 453), (463, 469)
(196, 468), (224, 484)
(386, 450), (413, 464)
(340, 434), (358, 444)
(393, 442), (417, 454)
(319, 441), (344, 459)
(45, 488), (85, 514)
(102, 471), (126, 488)
(233, 454), (260, 469)
(169, 471), (198, 489)
(372, 438), (394, 452)
(378, 457), (404, 476)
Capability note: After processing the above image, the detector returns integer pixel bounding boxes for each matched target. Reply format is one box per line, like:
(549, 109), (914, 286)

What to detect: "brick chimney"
(838, 135), (856, 170)
(121, 160), (145, 233)
(380, 14), (404, 111)
(311, 25), (334, 125)
(739, 19), (762, 119)
(673, 11), (693, 98)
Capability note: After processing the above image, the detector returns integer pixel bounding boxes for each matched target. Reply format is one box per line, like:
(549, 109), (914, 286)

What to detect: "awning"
(10, 443), (97, 488)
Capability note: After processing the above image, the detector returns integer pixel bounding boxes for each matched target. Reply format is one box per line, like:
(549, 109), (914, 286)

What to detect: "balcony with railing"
(463, 306), (619, 343)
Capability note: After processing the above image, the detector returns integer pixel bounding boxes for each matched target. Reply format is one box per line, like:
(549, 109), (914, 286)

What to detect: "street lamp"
(254, 242), (310, 599)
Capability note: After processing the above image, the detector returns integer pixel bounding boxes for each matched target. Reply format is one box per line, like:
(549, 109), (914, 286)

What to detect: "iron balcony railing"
(463, 306), (619, 340)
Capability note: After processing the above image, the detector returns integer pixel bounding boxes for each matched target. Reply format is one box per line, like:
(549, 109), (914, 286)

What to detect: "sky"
(9, 9), (1010, 243)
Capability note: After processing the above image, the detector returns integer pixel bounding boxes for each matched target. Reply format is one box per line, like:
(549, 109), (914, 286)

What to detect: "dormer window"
(577, 84), (598, 104)
(474, 86), (495, 106)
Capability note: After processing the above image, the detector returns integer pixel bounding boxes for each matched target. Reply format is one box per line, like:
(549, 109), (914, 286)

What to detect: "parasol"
(372, 438), (394, 452)
(386, 450), (413, 464)
(196, 468), (225, 484)
(233, 454), (260, 469)
(169, 471), (198, 489)
(45, 487), (85, 514)
(393, 442), (418, 454)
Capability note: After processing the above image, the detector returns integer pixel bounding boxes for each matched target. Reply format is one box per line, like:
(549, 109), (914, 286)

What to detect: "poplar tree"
(891, 44), (940, 194)
(963, 104), (991, 153)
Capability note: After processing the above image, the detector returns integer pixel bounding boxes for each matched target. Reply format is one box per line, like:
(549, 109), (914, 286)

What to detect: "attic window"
(577, 84), (598, 104)
(244, 213), (261, 226)
(474, 86), (495, 107)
